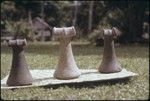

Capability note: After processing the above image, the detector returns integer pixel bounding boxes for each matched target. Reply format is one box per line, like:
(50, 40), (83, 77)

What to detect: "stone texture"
(52, 26), (81, 79)
(6, 39), (33, 86)
(1, 69), (138, 89)
(98, 27), (122, 73)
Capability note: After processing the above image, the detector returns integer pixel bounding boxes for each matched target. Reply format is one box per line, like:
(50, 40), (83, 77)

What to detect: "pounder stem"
(6, 39), (33, 86)
(98, 28), (122, 73)
(53, 27), (81, 79)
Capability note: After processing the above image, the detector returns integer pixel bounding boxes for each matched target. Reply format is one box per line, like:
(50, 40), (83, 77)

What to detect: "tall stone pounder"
(98, 27), (122, 73)
(6, 39), (33, 86)
(52, 26), (81, 79)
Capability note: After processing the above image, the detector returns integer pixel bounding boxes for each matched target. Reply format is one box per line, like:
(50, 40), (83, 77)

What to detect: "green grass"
(1, 42), (149, 100)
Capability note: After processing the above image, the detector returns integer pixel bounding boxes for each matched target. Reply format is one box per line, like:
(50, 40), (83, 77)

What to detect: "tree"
(127, 1), (147, 43)
(72, 1), (78, 26)
(88, 1), (94, 33)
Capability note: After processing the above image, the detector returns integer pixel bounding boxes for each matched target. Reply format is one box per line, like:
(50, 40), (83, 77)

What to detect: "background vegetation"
(1, 1), (149, 44)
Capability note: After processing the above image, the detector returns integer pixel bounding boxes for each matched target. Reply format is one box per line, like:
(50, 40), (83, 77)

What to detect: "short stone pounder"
(6, 39), (33, 86)
(98, 27), (122, 73)
(52, 26), (81, 80)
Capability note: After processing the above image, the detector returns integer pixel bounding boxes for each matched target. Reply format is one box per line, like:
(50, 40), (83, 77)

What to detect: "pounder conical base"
(6, 39), (33, 86)
(53, 27), (81, 79)
(98, 28), (122, 73)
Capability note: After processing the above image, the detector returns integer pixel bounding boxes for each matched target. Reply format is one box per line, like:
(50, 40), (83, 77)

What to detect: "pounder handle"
(64, 26), (76, 37)
(102, 27), (121, 38)
(8, 39), (27, 46)
(52, 26), (76, 39)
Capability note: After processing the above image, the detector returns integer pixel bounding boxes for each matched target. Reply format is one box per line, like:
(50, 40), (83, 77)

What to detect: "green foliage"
(1, 1), (17, 21)
(5, 20), (37, 39)
(88, 30), (101, 43)
(88, 24), (111, 44)
(1, 1), (149, 43)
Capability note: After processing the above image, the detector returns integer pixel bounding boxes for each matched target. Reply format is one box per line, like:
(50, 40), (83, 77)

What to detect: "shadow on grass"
(42, 78), (131, 89)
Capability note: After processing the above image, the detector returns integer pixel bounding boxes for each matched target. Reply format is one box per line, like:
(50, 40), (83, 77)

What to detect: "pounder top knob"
(103, 29), (112, 36)
(52, 26), (76, 39)
(8, 39), (27, 47)
(102, 27), (121, 39)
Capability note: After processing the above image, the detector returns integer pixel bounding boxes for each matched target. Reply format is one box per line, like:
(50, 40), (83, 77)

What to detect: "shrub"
(5, 20), (37, 41)
(88, 24), (111, 46)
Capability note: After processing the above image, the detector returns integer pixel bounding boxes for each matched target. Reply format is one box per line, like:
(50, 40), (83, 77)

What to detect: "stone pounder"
(52, 26), (81, 80)
(98, 27), (122, 73)
(6, 39), (33, 86)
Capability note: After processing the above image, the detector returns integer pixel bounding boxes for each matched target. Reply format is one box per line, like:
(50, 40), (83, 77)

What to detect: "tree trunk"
(128, 1), (145, 43)
(28, 10), (36, 42)
(41, 1), (45, 19)
(128, 3), (135, 43)
(88, 1), (94, 34)
(136, 4), (145, 40)
(40, 1), (45, 42)
(72, 1), (78, 27)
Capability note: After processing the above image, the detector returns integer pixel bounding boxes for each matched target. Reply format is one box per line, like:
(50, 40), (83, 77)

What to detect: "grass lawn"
(1, 42), (149, 100)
